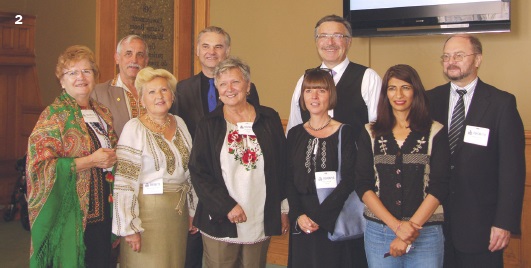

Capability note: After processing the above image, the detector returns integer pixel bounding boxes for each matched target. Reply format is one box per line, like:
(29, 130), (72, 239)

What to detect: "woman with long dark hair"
(354, 64), (450, 267)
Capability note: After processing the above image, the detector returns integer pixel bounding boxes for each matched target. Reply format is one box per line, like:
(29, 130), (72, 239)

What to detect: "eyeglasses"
(315, 33), (350, 41)
(440, 53), (477, 62)
(63, 69), (94, 78)
(304, 68), (334, 78)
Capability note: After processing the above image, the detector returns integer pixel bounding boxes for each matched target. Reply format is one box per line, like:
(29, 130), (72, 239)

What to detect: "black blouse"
(354, 124), (450, 225)
(286, 124), (357, 232)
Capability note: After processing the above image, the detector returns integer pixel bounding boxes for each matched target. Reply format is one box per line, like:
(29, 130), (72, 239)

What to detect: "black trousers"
(185, 231), (203, 268)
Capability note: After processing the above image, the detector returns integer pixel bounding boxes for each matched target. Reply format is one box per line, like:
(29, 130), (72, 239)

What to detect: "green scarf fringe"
(30, 158), (86, 268)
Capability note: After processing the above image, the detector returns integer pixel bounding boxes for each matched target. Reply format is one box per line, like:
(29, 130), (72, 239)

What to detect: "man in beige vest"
(92, 35), (149, 136)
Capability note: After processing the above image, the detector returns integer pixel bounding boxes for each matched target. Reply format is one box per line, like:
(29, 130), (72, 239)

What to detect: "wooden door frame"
(95, 0), (209, 82)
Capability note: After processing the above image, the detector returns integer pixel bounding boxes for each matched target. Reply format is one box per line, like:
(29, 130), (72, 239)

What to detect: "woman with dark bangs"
(287, 68), (367, 267)
(354, 64), (450, 267)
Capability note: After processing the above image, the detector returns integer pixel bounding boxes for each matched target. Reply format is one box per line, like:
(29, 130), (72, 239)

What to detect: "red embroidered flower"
(105, 172), (115, 183)
(229, 148), (235, 154)
(108, 194), (113, 203)
(227, 130), (242, 143)
(242, 149), (257, 164)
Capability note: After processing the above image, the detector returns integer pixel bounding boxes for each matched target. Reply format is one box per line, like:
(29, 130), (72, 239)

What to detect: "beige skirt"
(120, 187), (189, 268)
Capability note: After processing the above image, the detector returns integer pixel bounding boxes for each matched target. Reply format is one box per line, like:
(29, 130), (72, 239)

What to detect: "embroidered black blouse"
(354, 123), (450, 225)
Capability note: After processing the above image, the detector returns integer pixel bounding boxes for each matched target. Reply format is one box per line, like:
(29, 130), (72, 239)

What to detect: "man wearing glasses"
(428, 34), (525, 268)
(286, 14), (381, 140)
(92, 35), (149, 137)
(286, 14), (381, 268)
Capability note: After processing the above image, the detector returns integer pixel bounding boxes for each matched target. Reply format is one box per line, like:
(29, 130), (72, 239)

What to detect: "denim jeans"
(365, 220), (444, 268)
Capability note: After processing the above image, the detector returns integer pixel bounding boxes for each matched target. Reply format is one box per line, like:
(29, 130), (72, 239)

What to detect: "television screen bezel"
(343, 0), (511, 37)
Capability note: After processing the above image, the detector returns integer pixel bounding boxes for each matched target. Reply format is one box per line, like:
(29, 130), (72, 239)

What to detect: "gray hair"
(314, 14), (353, 38)
(197, 26), (231, 47)
(214, 57), (250, 84)
(116, 35), (149, 55)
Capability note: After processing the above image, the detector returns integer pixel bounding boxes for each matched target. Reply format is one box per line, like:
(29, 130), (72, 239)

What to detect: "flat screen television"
(343, 0), (511, 37)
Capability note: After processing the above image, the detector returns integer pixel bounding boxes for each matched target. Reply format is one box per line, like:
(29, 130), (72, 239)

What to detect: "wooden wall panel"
(0, 12), (42, 210)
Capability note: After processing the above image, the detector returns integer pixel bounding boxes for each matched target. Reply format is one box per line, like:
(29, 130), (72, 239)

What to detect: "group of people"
(25, 13), (525, 268)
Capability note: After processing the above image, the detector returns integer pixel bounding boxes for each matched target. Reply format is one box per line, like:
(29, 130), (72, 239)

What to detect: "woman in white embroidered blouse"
(112, 67), (196, 268)
(189, 57), (289, 268)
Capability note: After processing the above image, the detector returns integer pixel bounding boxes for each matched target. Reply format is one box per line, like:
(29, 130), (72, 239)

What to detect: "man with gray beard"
(428, 34), (525, 267)
(92, 35), (149, 136)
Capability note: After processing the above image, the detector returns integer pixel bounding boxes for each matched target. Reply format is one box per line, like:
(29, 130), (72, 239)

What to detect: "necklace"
(307, 115), (332, 131)
(145, 114), (171, 132)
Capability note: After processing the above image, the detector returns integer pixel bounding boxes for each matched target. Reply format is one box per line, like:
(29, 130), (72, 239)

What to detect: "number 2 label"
(15, 15), (23, 25)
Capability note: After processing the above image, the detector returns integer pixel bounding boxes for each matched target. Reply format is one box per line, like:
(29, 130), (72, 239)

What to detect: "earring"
(246, 91), (250, 96)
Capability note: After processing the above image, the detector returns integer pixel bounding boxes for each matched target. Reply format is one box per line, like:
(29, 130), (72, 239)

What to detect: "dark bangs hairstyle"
(371, 64), (432, 137)
(299, 68), (337, 111)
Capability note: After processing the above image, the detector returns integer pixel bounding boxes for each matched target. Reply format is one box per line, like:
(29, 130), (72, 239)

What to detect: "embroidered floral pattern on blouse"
(411, 136), (426, 153)
(304, 138), (328, 173)
(378, 137), (388, 154)
(227, 129), (262, 171)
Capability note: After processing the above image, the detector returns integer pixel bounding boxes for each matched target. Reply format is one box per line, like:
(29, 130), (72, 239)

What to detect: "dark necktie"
(207, 78), (216, 112)
(449, 89), (467, 154)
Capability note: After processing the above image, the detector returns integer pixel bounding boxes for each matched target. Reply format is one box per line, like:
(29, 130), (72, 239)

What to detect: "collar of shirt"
(114, 74), (132, 94)
(321, 57), (350, 85)
(448, 77), (478, 125)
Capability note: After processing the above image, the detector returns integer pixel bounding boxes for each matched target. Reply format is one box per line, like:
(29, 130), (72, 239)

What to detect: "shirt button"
(396, 169), (401, 174)
(396, 183), (401, 189)
(396, 200), (401, 206)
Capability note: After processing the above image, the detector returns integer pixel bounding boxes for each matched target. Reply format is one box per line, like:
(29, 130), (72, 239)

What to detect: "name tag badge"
(463, 125), (489, 146)
(237, 122), (254, 135)
(81, 110), (99, 123)
(143, 178), (163, 195)
(315, 171), (337, 189)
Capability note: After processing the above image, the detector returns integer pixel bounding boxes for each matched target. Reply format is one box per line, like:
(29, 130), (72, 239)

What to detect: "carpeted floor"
(0, 217), (30, 267)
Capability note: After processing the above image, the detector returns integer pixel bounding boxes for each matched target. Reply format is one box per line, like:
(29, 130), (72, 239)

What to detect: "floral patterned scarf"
(26, 90), (117, 268)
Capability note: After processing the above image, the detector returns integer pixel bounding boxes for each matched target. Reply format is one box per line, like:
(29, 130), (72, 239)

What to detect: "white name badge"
(463, 125), (490, 146)
(81, 110), (99, 123)
(143, 178), (163, 195)
(237, 122), (254, 135)
(315, 171), (337, 189)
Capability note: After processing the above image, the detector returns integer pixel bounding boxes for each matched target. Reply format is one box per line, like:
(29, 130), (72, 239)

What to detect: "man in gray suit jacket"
(428, 34), (525, 268)
(169, 26), (259, 268)
(92, 35), (149, 137)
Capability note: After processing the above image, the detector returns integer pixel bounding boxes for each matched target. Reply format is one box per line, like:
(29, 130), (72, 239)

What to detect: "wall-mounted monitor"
(343, 0), (511, 37)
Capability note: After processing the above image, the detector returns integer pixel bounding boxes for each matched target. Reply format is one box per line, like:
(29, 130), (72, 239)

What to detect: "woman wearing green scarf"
(26, 45), (118, 267)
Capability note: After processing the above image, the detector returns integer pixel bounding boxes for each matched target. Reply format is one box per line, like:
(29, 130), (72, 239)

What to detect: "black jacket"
(189, 103), (286, 238)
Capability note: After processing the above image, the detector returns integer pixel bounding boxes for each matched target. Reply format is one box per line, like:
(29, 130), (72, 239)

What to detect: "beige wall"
(0, 0), (96, 106)
(2, 0), (529, 128)
(211, 0), (531, 129)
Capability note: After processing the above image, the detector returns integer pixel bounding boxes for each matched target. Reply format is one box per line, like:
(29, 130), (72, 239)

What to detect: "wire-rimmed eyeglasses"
(440, 53), (477, 62)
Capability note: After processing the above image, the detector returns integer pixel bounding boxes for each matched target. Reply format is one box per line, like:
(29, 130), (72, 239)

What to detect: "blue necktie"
(449, 89), (467, 154)
(207, 78), (216, 112)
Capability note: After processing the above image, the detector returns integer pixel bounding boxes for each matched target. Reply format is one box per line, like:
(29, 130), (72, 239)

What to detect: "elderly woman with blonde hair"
(112, 67), (196, 267)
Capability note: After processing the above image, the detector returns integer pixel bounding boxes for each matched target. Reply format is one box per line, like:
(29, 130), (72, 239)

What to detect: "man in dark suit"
(428, 34), (525, 267)
(169, 26), (259, 268)
(171, 26), (259, 139)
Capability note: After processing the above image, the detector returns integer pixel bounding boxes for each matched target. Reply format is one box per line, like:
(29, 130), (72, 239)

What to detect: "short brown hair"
(55, 45), (99, 80)
(299, 68), (337, 111)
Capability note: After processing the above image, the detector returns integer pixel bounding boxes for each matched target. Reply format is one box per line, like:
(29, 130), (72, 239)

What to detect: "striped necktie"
(449, 89), (467, 154)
